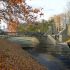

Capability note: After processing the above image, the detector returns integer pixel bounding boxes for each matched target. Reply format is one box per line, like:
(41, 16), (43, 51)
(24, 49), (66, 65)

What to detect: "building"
(52, 13), (70, 41)
(53, 14), (67, 32)
(67, 24), (70, 36)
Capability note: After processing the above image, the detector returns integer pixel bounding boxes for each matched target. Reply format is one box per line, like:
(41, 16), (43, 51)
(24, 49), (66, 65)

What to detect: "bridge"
(0, 31), (57, 49)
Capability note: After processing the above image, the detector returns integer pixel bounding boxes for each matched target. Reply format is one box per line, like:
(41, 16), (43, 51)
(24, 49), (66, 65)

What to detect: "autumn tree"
(0, 0), (43, 32)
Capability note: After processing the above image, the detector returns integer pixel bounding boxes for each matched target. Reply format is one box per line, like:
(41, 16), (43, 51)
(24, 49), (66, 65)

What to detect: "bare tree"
(66, 2), (70, 24)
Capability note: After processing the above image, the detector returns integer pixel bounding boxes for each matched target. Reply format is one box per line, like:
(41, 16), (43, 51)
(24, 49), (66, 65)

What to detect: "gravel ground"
(0, 39), (47, 70)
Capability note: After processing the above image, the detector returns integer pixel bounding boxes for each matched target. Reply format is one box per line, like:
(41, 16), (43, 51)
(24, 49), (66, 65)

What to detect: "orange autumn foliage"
(8, 20), (19, 35)
(9, 0), (23, 5)
(32, 9), (40, 13)
(0, 0), (43, 32)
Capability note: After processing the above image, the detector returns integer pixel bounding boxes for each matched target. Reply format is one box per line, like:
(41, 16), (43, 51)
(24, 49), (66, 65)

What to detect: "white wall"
(0, 19), (7, 31)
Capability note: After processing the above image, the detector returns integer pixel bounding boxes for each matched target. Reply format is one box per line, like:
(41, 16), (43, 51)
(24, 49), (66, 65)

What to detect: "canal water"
(24, 48), (69, 70)
(7, 37), (70, 70)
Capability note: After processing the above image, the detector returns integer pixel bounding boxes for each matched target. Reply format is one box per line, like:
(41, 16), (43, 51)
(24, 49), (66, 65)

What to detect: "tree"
(0, 0), (43, 32)
(47, 18), (56, 34)
(66, 2), (70, 24)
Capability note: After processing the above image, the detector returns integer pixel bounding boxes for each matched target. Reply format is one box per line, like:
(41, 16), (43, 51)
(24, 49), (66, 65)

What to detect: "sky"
(26, 0), (70, 20)
(0, 0), (70, 30)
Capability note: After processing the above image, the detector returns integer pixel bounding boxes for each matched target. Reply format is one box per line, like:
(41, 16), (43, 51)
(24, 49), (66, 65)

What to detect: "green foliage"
(18, 20), (51, 32)
(28, 25), (35, 32)
(18, 24), (25, 32)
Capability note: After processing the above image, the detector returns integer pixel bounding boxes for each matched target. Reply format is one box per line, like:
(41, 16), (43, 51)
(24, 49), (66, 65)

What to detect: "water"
(24, 48), (69, 70)
(57, 55), (70, 69)
(7, 36), (70, 70)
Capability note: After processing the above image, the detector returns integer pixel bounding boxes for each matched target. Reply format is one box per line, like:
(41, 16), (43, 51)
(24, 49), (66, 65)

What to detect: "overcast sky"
(26, 0), (70, 20)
